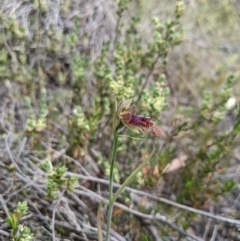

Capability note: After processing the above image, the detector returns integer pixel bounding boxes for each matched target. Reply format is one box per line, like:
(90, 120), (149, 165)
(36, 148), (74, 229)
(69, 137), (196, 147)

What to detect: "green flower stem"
(112, 143), (155, 204)
(105, 97), (118, 241)
(105, 97), (156, 241)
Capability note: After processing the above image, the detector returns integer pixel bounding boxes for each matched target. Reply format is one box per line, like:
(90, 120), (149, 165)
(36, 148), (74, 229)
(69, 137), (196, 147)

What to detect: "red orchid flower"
(118, 104), (166, 138)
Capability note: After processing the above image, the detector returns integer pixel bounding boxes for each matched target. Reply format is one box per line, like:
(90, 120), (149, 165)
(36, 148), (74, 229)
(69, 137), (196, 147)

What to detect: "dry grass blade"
(97, 203), (103, 241)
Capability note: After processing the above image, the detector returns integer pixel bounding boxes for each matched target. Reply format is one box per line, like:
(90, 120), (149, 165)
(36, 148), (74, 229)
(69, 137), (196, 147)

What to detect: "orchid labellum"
(117, 99), (166, 138)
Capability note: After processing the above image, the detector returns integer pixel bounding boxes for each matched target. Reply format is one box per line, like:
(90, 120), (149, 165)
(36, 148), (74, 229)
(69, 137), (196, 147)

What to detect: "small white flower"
(225, 97), (236, 110)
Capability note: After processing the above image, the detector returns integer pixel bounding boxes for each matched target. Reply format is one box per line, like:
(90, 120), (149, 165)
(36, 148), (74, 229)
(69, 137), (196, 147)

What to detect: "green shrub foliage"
(1, 0), (240, 239)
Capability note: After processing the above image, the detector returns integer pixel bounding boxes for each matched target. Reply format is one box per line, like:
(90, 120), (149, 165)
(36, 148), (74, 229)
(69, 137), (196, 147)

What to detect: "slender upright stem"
(112, 143), (155, 204)
(105, 98), (118, 241)
(105, 97), (156, 241)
